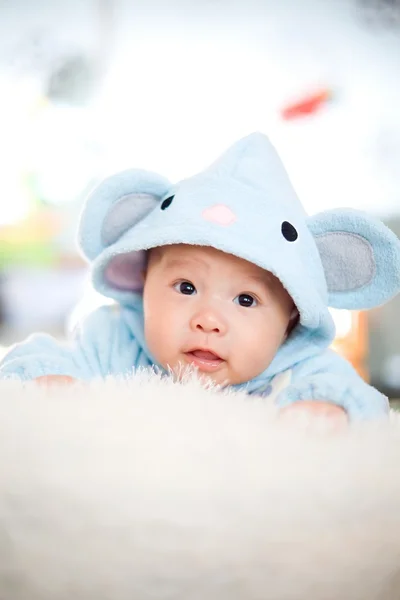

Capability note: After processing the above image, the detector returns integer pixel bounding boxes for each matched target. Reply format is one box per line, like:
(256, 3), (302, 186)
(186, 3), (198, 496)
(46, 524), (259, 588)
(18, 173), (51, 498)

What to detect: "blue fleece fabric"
(2, 133), (400, 422)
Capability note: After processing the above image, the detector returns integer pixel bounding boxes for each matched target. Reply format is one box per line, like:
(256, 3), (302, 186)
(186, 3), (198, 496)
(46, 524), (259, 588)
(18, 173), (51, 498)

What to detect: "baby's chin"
(165, 355), (252, 387)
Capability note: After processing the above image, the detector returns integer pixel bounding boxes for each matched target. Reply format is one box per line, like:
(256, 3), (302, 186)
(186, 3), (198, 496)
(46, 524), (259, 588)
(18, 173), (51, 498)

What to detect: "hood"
(77, 133), (400, 377)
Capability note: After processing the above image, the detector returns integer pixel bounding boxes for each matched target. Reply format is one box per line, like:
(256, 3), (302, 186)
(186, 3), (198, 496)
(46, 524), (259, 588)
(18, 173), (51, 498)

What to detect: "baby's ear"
(77, 169), (171, 262)
(307, 208), (400, 309)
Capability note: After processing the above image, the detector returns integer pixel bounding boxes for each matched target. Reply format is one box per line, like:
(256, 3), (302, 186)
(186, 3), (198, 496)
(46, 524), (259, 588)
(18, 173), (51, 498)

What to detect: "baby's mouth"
(184, 349), (224, 372)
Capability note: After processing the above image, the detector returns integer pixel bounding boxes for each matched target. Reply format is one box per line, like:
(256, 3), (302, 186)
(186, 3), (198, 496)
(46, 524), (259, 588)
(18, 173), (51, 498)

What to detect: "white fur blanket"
(1, 373), (400, 600)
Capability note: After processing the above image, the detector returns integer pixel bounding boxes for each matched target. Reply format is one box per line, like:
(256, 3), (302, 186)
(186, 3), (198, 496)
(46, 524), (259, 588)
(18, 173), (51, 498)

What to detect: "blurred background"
(1, 0), (400, 398)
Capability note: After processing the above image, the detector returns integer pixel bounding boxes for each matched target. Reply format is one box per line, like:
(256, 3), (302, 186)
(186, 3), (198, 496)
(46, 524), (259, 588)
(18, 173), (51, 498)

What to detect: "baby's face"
(143, 244), (294, 386)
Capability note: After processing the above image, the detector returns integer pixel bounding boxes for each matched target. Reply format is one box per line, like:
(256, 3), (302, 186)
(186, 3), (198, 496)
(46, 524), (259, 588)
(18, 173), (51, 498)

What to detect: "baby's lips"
(188, 349), (222, 361)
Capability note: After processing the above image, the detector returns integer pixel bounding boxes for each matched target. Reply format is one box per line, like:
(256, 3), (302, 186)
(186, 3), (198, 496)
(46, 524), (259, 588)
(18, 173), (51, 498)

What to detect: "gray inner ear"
(315, 232), (376, 292)
(101, 193), (159, 247)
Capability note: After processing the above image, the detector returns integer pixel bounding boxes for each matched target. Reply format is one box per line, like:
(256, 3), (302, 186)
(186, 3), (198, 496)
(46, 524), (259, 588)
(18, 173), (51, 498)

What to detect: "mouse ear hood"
(78, 169), (171, 262)
(77, 169), (171, 292)
(308, 209), (400, 309)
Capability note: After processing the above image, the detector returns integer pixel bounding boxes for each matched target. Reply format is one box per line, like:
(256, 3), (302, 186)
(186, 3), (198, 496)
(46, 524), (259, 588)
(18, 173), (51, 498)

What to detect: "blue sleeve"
(0, 305), (143, 381)
(276, 349), (389, 421)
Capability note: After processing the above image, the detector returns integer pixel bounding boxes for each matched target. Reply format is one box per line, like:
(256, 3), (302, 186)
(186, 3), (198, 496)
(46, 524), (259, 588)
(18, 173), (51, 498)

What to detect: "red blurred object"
(280, 89), (333, 120)
(331, 311), (369, 382)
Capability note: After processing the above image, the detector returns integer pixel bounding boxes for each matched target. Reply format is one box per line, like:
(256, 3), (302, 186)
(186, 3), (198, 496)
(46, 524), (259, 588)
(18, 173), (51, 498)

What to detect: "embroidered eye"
(161, 195), (175, 210)
(174, 281), (196, 295)
(281, 221), (298, 242)
(234, 294), (258, 308)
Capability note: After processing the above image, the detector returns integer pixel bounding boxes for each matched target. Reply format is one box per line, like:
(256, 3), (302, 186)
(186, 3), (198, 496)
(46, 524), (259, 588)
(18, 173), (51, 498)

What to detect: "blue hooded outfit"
(2, 132), (400, 421)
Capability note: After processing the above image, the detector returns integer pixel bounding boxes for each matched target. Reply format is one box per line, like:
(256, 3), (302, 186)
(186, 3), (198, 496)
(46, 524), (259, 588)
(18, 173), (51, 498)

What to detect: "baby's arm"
(276, 348), (389, 423)
(0, 305), (142, 382)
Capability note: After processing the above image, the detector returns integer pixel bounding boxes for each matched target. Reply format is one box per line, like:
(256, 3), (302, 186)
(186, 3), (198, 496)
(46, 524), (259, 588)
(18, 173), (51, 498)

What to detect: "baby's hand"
(279, 400), (348, 433)
(34, 375), (78, 387)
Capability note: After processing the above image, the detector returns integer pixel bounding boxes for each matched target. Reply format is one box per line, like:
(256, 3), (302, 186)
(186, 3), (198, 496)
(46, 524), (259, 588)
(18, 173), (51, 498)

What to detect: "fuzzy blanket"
(1, 373), (400, 600)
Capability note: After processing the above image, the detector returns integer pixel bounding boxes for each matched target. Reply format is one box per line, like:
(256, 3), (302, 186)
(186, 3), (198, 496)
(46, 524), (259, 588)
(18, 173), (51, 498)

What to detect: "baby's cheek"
(145, 316), (180, 366)
(236, 334), (277, 381)
(253, 323), (283, 360)
(145, 323), (165, 361)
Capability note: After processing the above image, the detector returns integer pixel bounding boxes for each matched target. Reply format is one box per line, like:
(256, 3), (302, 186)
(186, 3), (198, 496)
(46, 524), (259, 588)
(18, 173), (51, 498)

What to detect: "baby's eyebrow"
(163, 258), (209, 271)
(243, 273), (272, 287)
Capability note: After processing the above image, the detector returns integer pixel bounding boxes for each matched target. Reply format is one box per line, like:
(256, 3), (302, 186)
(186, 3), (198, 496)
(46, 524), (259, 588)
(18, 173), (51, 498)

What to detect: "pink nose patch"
(202, 204), (237, 226)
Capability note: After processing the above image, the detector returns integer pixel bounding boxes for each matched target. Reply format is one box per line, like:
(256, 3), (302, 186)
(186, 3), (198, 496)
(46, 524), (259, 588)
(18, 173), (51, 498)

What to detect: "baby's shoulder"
(290, 348), (357, 379)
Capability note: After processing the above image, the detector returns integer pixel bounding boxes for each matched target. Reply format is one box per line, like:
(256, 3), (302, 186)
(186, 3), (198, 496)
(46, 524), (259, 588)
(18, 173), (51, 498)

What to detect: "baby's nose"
(202, 204), (236, 226)
(191, 309), (228, 335)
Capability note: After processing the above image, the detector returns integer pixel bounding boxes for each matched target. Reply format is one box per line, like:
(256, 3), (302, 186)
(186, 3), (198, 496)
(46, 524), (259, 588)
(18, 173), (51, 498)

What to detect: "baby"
(2, 132), (400, 425)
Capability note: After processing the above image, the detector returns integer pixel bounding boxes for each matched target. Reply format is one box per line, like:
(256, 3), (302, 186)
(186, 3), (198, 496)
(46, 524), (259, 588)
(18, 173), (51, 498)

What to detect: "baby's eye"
(234, 294), (258, 308)
(173, 281), (197, 295)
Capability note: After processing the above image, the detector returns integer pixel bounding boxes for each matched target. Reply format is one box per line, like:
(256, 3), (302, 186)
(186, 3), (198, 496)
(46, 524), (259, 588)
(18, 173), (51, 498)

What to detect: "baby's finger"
(278, 400), (348, 434)
(34, 375), (77, 387)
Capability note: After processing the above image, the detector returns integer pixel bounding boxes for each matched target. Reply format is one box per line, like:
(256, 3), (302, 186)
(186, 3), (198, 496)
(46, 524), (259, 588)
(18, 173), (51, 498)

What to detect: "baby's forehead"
(150, 243), (274, 281)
